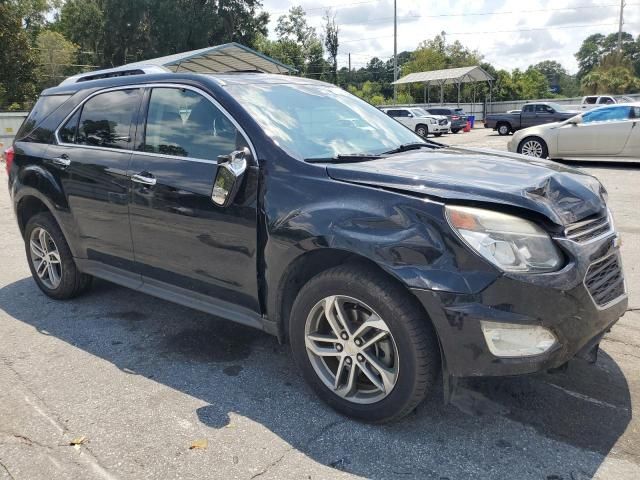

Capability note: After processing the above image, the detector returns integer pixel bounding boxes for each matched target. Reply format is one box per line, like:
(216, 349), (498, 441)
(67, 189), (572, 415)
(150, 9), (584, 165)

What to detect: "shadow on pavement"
(0, 277), (633, 479)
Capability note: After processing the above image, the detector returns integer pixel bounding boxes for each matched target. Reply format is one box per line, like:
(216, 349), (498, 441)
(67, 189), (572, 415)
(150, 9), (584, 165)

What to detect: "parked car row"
(380, 106), (469, 136)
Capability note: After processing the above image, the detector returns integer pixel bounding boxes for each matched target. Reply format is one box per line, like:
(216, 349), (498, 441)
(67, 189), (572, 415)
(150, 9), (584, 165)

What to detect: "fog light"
(480, 321), (557, 358)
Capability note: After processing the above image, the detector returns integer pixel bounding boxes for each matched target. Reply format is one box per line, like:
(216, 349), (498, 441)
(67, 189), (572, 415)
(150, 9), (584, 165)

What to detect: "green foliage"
(323, 11), (339, 85)
(576, 32), (640, 78)
(0, 2), (38, 109)
(36, 30), (79, 88)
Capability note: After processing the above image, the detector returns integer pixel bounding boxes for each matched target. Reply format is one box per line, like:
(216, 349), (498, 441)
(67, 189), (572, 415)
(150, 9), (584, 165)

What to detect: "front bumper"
(432, 124), (450, 134)
(412, 234), (627, 378)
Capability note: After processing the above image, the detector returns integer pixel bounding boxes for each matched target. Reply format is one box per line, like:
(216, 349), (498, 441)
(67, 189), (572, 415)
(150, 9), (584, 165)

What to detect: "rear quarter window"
(15, 95), (72, 141)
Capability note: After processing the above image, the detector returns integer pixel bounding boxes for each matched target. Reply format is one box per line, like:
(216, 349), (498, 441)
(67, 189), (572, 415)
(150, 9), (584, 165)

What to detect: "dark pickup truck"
(485, 102), (578, 135)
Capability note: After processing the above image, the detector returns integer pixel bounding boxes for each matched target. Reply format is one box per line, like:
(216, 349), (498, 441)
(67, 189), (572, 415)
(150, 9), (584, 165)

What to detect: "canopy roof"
(60, 42), (296, 85)
(392, 66), (493, 86)
(125, 42), (296, 74)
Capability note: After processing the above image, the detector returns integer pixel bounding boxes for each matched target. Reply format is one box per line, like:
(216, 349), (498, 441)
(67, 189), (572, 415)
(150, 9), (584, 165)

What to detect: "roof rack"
(59, 66), (169, 86)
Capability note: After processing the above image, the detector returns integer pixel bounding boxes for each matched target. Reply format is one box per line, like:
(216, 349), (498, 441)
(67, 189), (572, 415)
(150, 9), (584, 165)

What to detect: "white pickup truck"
(567, 95), (635, 110)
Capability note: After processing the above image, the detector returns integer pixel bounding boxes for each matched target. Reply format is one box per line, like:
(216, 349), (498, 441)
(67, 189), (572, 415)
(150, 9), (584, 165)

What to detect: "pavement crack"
(0, 459), (16, 480)
(249, 419), (347, 478)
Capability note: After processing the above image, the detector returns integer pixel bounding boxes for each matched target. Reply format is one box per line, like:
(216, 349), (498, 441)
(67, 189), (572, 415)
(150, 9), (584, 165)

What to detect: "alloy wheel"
(29, 227), (62, 289)
(521, 139), (544, 157)
(304, 295), (399, 404)
(498, 125), (509, 135)
(416, 127), (427, 137)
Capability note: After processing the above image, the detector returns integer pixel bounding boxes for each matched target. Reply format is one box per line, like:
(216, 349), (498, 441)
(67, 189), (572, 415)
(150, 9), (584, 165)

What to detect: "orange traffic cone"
(463, 121), (471, 133)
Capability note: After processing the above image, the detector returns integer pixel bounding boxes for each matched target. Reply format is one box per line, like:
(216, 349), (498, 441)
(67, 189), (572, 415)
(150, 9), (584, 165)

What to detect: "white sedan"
(508, 103), (640, 159)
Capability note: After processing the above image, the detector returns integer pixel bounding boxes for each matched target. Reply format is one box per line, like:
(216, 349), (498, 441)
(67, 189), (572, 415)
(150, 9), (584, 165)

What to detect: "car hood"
(326, 146), (606, 226)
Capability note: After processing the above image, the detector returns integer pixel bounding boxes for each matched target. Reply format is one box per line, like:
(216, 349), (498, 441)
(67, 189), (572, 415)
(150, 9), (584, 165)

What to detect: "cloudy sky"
(260, 0), (639, 74)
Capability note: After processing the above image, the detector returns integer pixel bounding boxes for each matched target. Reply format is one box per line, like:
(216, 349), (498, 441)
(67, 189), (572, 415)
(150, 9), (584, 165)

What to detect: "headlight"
(428, 118), (437, 124)
(445, 205), (562, 273)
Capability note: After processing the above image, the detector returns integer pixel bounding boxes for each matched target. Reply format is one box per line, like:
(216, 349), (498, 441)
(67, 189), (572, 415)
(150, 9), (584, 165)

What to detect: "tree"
(323, 10), (339, 85)
(0, 2), (38, 108)
(36, 30), (78, 88)
(575, 32), (640, 78)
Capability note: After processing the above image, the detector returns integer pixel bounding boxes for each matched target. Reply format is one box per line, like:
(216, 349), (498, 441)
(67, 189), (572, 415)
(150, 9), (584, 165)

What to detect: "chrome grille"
(584, 254), (625, 308)
(565, 214), (611, 243)
(438, 119), (448, 126)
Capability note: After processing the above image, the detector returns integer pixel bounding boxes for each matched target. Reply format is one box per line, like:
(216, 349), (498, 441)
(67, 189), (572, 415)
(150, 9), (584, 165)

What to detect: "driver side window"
(582, 107), (631, 124)
(143, 87), (240, 161)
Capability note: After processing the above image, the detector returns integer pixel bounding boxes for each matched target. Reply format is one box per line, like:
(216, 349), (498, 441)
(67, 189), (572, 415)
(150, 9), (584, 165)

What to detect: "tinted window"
(59, 109), (80, 143)
(386, 110), (401, 117)
(584, 97), (598, 104)
(77, 89), (141, 149)
(16, 95), (71, 140)
(225, 83), (422, 160)
(143, 88), (239, 160)
(523, 105), (534, 113)
(536, 104), (554, 113)
(582, 106), (631, 124)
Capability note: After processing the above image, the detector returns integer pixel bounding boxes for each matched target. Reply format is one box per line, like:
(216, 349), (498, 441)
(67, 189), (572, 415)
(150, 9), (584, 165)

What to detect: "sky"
(260, 0), (640, 74)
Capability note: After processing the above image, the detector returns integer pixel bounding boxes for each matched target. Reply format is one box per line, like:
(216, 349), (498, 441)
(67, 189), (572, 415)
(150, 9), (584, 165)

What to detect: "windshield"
(225, 82), (423, 159)
(410, 108), (430, 117)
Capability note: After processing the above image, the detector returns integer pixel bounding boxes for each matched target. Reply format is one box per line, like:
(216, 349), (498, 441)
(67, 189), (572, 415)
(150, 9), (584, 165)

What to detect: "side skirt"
(76, 259), (269, 333)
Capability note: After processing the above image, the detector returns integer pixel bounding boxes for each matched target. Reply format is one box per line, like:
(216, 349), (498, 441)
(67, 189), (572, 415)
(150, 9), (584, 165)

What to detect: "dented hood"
(326, 146), (607, 226)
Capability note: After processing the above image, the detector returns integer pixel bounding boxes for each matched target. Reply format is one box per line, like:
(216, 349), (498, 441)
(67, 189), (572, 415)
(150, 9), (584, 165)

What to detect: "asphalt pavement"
(1, 131), (639, 479)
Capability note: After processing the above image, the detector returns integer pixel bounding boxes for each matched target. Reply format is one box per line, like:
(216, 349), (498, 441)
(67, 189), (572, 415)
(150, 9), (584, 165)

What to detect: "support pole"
(393, 0), (398, 103)
(618, 0), (625, 54)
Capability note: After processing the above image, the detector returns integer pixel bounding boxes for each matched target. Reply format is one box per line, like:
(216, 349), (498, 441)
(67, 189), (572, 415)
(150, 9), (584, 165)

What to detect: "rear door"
(47, 88), (142, 273)
(557, 106), (634, 156)
(535, 104), (557, 125)
(127, 85), (261, 313)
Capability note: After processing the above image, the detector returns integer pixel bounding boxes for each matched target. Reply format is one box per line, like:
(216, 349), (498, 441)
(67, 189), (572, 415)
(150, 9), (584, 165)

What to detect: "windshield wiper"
(305, 153), (383, 164)
(382, 142), (437, 155)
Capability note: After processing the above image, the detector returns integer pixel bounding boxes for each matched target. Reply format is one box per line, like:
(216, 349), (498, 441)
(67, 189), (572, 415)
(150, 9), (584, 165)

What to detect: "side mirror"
(568, 116), (583, 126)
(212, 147), (249, 207)
(407, 113), (413, 117)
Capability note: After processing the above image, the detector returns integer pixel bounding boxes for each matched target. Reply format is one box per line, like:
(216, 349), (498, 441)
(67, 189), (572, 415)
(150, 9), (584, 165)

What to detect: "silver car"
(381, 107), (450, 137)
(508, 103), (640, 159)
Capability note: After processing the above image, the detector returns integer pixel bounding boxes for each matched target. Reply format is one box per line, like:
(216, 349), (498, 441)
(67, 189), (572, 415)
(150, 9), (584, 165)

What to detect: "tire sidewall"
(290, 271), (429, 422)
(416, 125), (427, 137)
(498, 124), (510, 136)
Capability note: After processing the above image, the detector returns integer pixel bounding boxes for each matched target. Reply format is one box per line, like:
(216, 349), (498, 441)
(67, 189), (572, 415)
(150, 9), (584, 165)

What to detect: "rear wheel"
(434, 132), (443, 137)
(415, 124), (428, 137)
(518, 136), (549, 158)
(25, 213), (92, 299)
(451, 128), (461, 134)
(497, 123), (511, 136)
(290, 264), (440, 423)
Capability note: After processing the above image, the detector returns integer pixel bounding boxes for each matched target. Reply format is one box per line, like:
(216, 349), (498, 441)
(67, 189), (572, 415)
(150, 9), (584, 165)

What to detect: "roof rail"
(58, 65), (169, 86)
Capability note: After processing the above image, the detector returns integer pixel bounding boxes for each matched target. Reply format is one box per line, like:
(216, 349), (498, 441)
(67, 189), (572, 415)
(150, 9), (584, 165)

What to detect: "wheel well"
(275, 249), (432, 342)
(17, 196), (50, 237)
(415, 123), (428, 132)
(518, 135), (547, 151)
(497, 121), (510, 130)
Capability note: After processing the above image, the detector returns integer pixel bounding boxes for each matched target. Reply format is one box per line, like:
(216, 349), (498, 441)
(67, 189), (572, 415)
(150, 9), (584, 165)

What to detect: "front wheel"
(450, 128), (461, 134)
(518, 136), (549, 158)
(415, 125), (428, 137)
(289, 264), (440, 423)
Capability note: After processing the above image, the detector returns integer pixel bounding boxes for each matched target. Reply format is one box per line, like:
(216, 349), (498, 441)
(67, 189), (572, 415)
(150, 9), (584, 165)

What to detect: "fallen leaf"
(189, 439), (208, 450)
(69, 436), (87, 446)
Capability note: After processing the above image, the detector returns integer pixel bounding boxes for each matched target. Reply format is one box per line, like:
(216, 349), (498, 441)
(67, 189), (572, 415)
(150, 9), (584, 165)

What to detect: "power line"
(271, 0), (381, 16)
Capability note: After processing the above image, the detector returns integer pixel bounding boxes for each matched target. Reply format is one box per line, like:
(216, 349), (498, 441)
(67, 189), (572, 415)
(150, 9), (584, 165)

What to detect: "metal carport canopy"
(391, 66), (493, 86)
(124, 42), (297, 75)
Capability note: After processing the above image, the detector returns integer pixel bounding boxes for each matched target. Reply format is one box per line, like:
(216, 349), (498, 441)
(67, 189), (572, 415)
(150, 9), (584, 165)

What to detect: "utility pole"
(348, 53), (351, 84)
(617, 0), (625, 54)
(393, 0), (397, 103)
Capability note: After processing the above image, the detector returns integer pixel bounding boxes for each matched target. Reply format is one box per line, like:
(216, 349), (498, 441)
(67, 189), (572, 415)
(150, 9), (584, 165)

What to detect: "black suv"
(6, 72), (627, 422)
(424, 107), (467, 133)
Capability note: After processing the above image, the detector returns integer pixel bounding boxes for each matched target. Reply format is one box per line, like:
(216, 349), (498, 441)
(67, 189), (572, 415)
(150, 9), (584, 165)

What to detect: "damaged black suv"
(6, 72), (627, 422)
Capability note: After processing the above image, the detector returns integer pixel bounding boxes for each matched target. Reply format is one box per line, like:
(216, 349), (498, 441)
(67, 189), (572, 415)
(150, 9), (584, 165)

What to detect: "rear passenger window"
(17, 94), (72, 140)
(143, 88), (239, 161)
(76, 89), (141, 149)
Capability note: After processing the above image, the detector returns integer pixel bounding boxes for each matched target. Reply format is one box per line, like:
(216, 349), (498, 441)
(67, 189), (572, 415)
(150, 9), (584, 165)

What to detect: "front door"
(557, 106), (634, 156)
(128, 86), (261, 313)
(48, 88), (142, 271)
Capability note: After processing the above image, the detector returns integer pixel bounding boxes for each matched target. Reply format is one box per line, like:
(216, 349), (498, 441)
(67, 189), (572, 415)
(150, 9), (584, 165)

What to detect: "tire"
(24, 212), (92, 300)
(497, 123), (511, 136)
(451, 128), (461, 134)
(434, 132), (443, 137)
(289, 264), (440, 423)
(517, 136), (549, 158)
(415, 124), (428, 137)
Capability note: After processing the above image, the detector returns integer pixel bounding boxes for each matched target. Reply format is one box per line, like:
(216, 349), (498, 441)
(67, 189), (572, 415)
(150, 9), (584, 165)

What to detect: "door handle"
(131, 173), (157, 186)
(52, 155), (70, 167)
